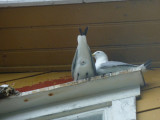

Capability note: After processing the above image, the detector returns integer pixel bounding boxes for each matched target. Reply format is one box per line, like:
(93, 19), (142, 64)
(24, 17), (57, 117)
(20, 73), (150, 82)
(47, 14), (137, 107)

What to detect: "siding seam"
(1, 19), (160, 30)
(137, 107), (160, 114)
(0, 71), (52, 84)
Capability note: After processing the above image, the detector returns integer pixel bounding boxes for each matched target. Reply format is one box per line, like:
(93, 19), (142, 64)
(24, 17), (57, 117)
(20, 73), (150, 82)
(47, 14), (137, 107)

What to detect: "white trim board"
(0, 69), (144, 120)
(0, 70), (144, 115)
(54, 97), (137, 120)
(0, 0), (124, 7)
(0, 86), (140, 120)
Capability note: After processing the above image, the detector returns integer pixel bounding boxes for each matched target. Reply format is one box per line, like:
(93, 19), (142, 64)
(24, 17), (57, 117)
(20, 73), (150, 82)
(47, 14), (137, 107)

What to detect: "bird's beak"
(92, 53), (95, 57)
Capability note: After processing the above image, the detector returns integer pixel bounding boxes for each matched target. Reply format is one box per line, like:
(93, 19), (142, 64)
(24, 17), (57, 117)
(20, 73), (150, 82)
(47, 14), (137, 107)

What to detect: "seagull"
(92, 51), (151, 75)
(71, 27), (97, 81)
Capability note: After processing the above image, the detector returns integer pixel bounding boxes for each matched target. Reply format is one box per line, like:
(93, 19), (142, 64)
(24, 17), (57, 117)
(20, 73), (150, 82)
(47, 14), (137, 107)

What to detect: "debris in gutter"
(0, 84), (20, 99)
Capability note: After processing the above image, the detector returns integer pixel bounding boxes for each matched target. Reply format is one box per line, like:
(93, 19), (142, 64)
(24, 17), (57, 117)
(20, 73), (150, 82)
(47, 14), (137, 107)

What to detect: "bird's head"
(77, 35), (87, 45)
(92, 51), (109, 61)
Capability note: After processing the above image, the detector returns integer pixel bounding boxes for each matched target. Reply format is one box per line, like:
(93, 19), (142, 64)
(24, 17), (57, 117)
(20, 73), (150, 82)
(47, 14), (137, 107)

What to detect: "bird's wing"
(100, 61), (137, 69)
(71, 48), (78, 78)
(88, 47), (97, 75)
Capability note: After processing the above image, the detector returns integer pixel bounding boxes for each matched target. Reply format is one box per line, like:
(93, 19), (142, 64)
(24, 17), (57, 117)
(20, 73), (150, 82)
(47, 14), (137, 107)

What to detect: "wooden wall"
(0, 0), (160, 72)
(137, 69), (160, 120)
(0, 1), (159, 118)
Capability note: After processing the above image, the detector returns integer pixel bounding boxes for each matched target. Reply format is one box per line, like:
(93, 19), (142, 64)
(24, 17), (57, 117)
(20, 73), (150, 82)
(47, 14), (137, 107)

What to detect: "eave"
(0, 69), (145, 116)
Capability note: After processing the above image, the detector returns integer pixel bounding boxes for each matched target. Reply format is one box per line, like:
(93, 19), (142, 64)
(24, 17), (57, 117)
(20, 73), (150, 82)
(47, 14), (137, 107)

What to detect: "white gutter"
(0, 0), (124, 7)
(0, 69), (144, 117)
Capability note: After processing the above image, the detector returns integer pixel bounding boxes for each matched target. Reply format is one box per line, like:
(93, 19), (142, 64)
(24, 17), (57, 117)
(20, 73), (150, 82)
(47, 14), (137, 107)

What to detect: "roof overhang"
(0, 69), (145, 116)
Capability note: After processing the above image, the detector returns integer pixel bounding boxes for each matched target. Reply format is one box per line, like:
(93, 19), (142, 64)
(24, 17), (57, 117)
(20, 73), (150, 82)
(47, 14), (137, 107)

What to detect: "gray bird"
(92, 51), (151, 75)
(71, 27), (97, 81)
(0, 84), (19, 98)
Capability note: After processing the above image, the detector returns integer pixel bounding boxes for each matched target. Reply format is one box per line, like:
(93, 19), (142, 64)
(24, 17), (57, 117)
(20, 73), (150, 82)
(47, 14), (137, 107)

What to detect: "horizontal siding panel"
(0, 26), (78, 50)
(0, 45), (159, 67)
(1, 21), (160, 50)
(137, 88), (160, 112)
(137, 109), (160, 120)
(0, 0), (160, 28)
(0, 72), (43, 83)
(100, 45), (160, 63)
(0, 65), (71, 73)
(0, 71), (72, 90)
(143, 68), (160, 90)
(0, 62), (160, 73)
(0, 49), (74, 66)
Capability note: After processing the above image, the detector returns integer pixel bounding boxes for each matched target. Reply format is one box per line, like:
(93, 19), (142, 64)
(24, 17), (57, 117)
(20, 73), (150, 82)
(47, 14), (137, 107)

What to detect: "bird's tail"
(79, 27), (88, 35)
(144, 60), (152, 69)
(138, 60), (152, 71)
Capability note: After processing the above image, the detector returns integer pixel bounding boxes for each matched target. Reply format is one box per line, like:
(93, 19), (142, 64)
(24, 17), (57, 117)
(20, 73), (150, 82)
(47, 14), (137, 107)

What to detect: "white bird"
(92, 51), (151, 75)
(71, 27), (97, 81)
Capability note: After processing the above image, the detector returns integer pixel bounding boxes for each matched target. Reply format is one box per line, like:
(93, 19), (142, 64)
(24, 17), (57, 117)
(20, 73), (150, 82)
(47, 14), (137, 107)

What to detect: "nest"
(0, 85), (20, 98)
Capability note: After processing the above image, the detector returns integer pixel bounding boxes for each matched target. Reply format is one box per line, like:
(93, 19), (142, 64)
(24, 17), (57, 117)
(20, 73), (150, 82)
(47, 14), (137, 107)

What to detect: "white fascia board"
(0, 70), (144, 116)
(0, 0), (83, 7)
(0, 86), (140, 120)
(84, 0), (124, 3)
(0, 0), (124, 7)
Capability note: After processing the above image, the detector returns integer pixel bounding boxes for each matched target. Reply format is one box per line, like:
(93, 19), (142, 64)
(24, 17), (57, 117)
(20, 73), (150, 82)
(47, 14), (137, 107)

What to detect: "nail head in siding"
(48, 93), (54, 96)
(24, 99), (29, 102)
